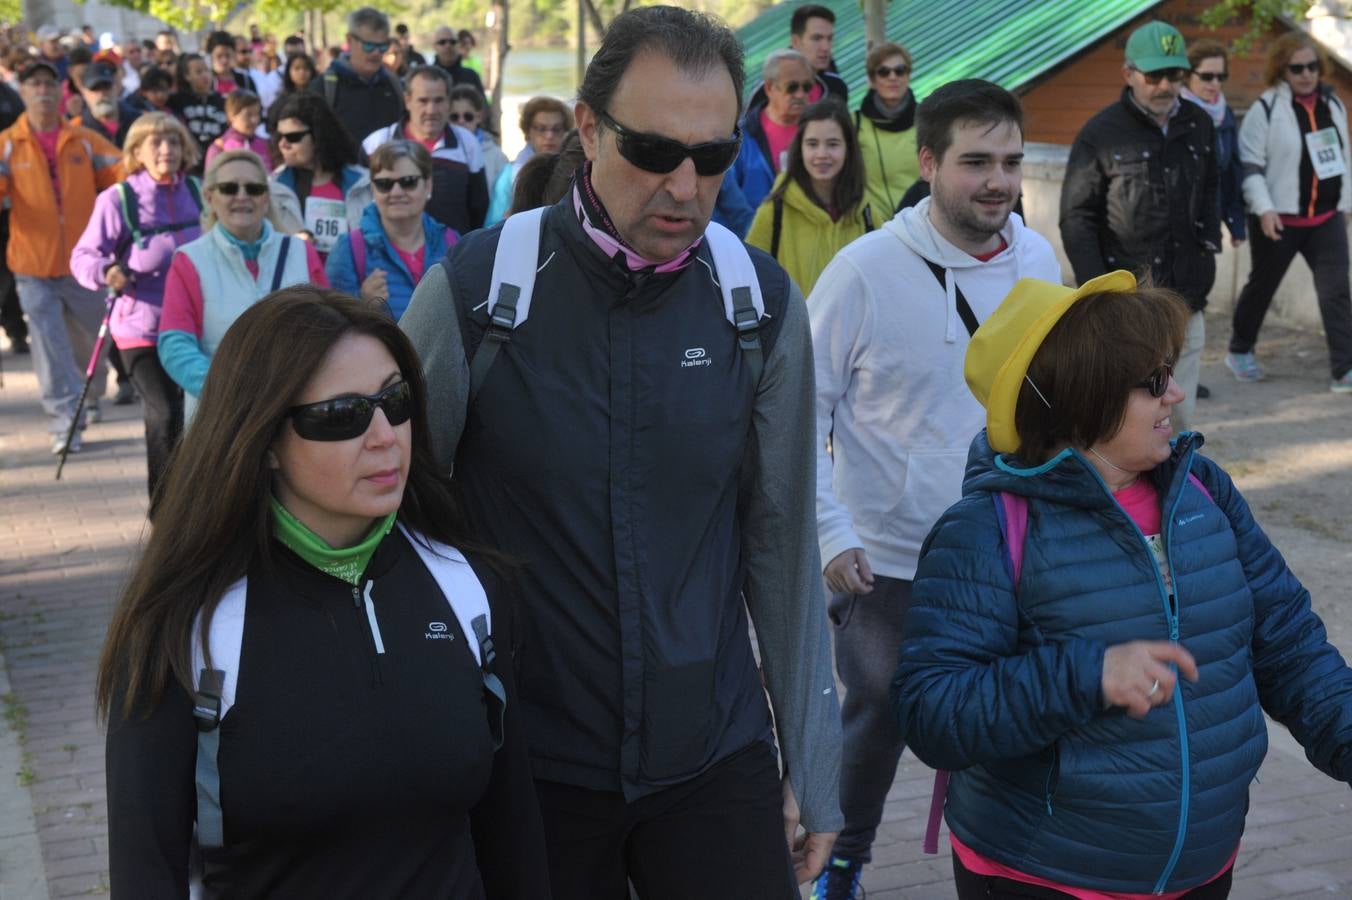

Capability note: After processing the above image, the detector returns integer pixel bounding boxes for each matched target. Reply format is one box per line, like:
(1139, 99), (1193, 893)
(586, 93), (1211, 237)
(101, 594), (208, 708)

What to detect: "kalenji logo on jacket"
(681, 347), (712, 368)
(425, 621), (454, 641)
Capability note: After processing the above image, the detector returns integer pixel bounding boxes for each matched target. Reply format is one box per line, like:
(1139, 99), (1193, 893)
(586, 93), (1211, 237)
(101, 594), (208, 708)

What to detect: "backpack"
(920, 471), (1217, 854)
(190, 525), (505, 849)
(467, 206), (768, 403)
(117, 177), (203, 250)
(322, 68), (404, 111)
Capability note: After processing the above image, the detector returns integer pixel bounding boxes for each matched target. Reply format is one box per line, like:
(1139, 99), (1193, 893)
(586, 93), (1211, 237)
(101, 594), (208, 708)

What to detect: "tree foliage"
(1201, 0), (1313, 51)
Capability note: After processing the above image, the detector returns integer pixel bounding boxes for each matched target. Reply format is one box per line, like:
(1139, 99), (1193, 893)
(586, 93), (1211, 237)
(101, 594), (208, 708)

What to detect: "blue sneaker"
(1332, 372), (1352, 394)
(1224, 352), (1265, 382)
(809, 855), (864, 900)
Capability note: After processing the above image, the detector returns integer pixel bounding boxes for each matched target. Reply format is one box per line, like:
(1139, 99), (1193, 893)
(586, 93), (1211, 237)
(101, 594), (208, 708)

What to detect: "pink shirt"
(760, 110), (798, 174)
(393, 244), (426, 283)
(310, 180), (344, 202)
(403, 123), (441, 153)
(33, 122), (61, 191)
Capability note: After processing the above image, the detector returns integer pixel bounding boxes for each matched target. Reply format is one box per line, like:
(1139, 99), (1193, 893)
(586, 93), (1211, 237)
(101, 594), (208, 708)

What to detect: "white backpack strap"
(190, 578), (247, 849)
(470, 206), (547, 402)
(400, 525), (505, 749)
(703, 221), (767, 385)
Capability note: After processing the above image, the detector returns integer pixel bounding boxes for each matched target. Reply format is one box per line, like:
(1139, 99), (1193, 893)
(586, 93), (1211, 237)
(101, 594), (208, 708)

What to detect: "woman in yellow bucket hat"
(893, 272), (1352, 898)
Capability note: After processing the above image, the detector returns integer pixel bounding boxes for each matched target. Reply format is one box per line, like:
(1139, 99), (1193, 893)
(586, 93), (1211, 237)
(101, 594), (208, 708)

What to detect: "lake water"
(495, 46), (588, 159)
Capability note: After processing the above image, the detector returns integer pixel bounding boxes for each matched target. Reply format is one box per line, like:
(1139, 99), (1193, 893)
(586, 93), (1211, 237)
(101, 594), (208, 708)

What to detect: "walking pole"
(54, 289), (116, 480)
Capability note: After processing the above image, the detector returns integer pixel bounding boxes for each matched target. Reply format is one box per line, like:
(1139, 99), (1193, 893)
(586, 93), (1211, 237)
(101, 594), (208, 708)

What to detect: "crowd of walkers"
(0, 5), (1351, 900)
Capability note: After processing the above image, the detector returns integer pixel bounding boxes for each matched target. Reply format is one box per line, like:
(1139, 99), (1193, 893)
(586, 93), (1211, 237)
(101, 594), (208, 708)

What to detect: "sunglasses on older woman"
(1137, 363), (1175, 398)
(289, 381), (413, 441)
(213, 181), (268, 197)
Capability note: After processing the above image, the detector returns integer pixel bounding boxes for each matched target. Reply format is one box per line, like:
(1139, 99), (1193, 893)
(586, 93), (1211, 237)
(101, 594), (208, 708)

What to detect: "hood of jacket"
(357, 202), (449, 267)
(960, 427), (1205, 511)
(858, 88), (916, 132)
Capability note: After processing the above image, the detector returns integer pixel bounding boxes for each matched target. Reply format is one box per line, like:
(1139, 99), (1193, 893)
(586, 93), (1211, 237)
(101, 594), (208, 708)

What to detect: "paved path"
(1, 316), (1352, 899)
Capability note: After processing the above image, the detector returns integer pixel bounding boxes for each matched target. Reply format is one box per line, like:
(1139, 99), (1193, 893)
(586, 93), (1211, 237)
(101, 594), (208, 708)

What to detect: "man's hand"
(782, 777), (839, 883)
(824, 547), (874, 595)
(1260, 210), (1283, 241)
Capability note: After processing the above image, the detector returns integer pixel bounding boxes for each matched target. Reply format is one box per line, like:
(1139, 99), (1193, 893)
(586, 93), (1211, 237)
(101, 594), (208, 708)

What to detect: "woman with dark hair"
(857, 41), (919, 217)
(281, 51), (316, 95)
(895, 272), (1352, 898)
(326, 140), (457, 320)
(449, 84), (508, 187)
(1229, 32), (1352, 392)
(101, 287), (550, 897)
(484, 95), (572, 225)
(167, 52), (228, 174)
(267, 92), (371, 255)
(746, 100), (873, 295)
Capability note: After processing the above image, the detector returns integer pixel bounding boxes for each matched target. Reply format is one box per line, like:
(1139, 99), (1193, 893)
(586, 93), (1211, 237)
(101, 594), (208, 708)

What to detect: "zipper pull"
(351, 585), (361, 608)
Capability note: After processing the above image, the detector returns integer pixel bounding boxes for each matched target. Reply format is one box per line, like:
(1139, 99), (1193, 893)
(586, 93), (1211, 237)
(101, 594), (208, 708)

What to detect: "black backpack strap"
(924, 258), (979, 338)
(270, 236), (292, 293)
(731, 284), (763, 387)
(1259, 96), (1272, 120)
(471, 614), (506, 751)
(469, 283), (519, 405)
(117, 182), (143, 247)
(193, 667), (226, 848)
(863, 204), (875, 233)
(770, 194), (784, 260)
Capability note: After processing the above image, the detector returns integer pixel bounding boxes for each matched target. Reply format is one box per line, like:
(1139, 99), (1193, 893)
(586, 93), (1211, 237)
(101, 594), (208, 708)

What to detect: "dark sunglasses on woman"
(277, 129), (311, 145)
(1287, 61), (1321, 75)
(214, 181), (268, 197)
(289, 381), (413, 441)
(597, 110), (741, 176)
(1137, 363), (1175, 398)
(1195, 72), (1228, 83)
(874, 64), (909, 78)
(372, 174), (424, 193)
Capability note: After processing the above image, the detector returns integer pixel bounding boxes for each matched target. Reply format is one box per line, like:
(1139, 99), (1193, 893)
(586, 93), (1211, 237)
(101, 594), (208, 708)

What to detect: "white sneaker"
(85, 403), (101, 424)
(51, 431), (82, 455)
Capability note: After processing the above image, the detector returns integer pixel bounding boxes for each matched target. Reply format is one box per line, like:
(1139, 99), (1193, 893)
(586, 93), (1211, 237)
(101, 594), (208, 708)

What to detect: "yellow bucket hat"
(965, 270), (1138, 454)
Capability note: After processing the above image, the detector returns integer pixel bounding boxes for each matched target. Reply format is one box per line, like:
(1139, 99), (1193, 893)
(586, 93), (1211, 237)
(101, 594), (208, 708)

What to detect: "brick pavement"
(2, 326), (1352, 899)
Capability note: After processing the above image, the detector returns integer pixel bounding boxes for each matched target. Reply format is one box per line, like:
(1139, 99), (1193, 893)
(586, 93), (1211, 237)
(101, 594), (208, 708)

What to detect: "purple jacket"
(71, 171), (203, 349)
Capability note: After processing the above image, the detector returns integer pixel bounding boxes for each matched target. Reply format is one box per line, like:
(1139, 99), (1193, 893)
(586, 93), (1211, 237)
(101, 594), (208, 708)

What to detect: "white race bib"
(303, 197), (348, 253)
(1305, 127), (1346, 181)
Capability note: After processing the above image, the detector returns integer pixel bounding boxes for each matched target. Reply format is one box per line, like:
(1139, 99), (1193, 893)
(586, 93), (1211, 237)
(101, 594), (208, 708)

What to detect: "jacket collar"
(859, 89), (916, 132)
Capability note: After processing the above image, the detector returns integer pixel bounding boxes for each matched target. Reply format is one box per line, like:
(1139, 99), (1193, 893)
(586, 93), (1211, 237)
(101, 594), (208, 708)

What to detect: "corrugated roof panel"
(736, 0), (1163, 106)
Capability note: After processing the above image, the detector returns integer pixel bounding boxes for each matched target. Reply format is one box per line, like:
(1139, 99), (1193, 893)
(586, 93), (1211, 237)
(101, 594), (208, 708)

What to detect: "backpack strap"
(470, 206), (547, 402)
(923, 258), (980, 339)
(350, 229), (367, 284)
(770, 193), (784, 260)
(704, 219), (767, 387)
(1187, 471), (1214, 504)
(924, 489), (1028, 855)
(191, 578), (247, 850)
(270, 235), (293, 293)
(863, 204), (875, 233)
(116, 182), (142, 247)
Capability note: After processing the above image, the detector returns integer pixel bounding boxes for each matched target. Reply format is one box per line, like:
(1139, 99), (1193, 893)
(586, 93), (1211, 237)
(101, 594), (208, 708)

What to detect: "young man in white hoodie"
(807, 79), (1061, 900)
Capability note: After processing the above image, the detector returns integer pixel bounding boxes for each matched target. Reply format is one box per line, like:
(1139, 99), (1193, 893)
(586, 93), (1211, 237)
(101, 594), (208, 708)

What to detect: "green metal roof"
(737, 0), (1163, 108)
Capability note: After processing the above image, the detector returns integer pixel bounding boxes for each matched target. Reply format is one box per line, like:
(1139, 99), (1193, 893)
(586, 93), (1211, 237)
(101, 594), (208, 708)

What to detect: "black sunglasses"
(289, 381), (413, 441)
(1288, 61), (1321, 75)
(448, 111), (476, 123)
(372, 174), (424, 193)
(1137, 363), (1175, 398)
(1195, 71), (1228, 83)
(276, 129), (311, 144)
(873, 64), (909, 78)
(779, 80), (813, 95)
(597, 110), (741, 176)
(1138, 67), (1188, 85)
(213, 181), (268, 197)
(435, 38), (456, 45)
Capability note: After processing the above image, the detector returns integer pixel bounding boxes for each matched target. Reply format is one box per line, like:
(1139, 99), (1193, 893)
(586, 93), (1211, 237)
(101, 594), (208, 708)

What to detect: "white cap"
(35, 25), (60, 42)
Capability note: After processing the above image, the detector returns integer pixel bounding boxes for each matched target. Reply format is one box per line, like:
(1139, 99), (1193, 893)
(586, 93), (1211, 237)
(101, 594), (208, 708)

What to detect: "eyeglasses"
(1136, 67), (1188, 85)
(289, 381), (412, 441)
(350, 34), (392, 54)
(276, 129), (311, 145)
(212, 181), (268, 197)
(873, 64), (909, 78)
(448, 111), (477, 124)
(1287, 61), (1321, 75)
(435, 38), (456, 46)
(597, 110), (742, 176)
(1195, 71), (1228, 83)
(372, 174), (424, 193)
(1136, 363), (1175, 398)
(778, 80), (813, 95)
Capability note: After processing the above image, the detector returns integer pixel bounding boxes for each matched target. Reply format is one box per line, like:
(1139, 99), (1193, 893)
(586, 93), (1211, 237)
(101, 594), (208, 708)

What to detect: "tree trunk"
(864, 0), (886, 47)
(581, 0), (606, 38)
(487, 2), (510, 137)
(576, 0), (586, 86)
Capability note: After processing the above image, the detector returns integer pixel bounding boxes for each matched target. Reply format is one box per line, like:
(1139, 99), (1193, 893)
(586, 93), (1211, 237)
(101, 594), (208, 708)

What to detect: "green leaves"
(1200, 0), (1311, 52)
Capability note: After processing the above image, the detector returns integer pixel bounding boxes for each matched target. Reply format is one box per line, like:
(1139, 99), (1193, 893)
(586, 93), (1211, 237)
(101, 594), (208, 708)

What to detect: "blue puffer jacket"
(713, 97), (775, 239)
(894, 430), (1352, 894)
(325, 204), (455, 321)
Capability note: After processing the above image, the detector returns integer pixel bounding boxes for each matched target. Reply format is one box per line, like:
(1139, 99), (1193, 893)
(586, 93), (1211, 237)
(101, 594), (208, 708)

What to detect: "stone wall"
(1021, 141), (1332, 332)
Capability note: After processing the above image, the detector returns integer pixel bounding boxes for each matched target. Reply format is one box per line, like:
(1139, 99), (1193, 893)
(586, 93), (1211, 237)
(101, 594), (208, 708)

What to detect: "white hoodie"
(810, 197), (1061, 580)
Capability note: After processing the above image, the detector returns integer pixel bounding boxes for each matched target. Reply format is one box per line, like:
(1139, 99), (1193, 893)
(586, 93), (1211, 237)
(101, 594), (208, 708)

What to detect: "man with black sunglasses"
(310, 7), (404, 148)
(431, 25), (485, 97)
(403, 6), (842, 897)
(1061, 20), (1220, 432)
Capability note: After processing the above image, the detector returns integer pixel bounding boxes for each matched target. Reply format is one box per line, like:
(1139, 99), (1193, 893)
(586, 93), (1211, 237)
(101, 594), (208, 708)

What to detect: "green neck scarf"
(270, 497), (397, 585)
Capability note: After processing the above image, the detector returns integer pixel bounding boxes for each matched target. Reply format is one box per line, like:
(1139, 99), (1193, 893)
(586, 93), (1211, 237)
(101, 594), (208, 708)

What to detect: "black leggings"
(120, 346), (183, 512)
(953, 851), (1232, 899)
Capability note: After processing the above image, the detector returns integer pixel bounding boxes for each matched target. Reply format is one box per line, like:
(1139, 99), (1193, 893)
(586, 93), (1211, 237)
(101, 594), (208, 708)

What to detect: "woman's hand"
(1260, 210), (1283, 241)
(1101, 640), (1199, 718)
(359, 268), (388, 306)
(105, 263), (130, 293)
